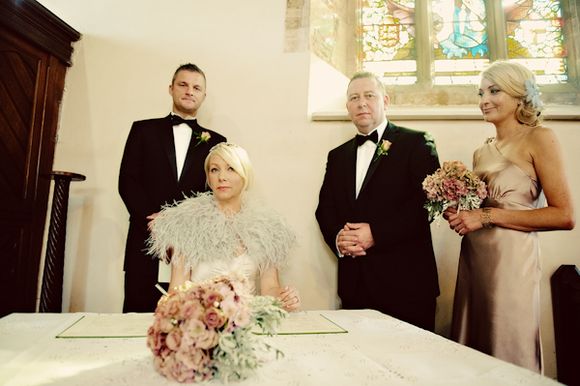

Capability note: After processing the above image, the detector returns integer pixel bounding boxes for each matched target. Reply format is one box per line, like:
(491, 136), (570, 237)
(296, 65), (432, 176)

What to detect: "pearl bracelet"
(481, 207), (494, 229)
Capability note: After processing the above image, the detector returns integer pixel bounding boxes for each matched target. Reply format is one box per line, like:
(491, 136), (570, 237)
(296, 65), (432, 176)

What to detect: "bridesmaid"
(444, 61), (574, 373)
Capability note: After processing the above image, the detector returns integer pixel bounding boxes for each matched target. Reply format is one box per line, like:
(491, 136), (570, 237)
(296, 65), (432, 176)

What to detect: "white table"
(0, 310), (560, 385)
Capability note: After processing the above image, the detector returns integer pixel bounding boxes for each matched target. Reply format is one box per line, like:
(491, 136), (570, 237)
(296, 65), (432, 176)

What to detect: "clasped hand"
(444, 207), (484, 236)
(337, 222), (375, 257)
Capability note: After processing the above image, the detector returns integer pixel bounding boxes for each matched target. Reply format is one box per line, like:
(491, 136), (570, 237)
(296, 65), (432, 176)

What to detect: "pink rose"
(146, 327), (166, 354)
(150, 315), (170, 332)
(203, 307), (226, 329)
(175, 346), (211, 371)
(189, 348), (211, 370)
(153, 354), (164, 371)
(181, 318), (205, 340)
(200, 131), (211, 142)
(380, 139), (392, 152)
(165, 329), (182, 351)
(169, 359), (190, 382)
(194, 328), (219, 350)
(375, 139), (392, 158)
(203, 291), (223, 308)
(194, 131), (211, 146)
(179, 298), (203, 320)
(158, 294), (181, 319)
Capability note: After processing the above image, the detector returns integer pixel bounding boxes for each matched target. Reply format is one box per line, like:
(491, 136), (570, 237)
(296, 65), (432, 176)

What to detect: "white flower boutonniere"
(374, 139), (392, 161)
(194, 131), (211, 146)
(423, 132), (437, 156)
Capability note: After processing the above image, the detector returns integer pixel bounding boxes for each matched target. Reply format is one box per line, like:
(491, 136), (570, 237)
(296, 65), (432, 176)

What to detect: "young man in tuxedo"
(315, 72), (440, 331)
(119, 63), (226, 312)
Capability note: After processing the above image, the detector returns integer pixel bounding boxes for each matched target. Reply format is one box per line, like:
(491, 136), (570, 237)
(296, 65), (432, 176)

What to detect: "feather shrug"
(147, 192), (296, 272)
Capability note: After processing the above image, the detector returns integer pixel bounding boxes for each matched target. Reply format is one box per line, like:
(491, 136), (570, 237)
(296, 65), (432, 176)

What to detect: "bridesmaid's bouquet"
(422, 160), (487, 221)
(147, 276), (286, 383)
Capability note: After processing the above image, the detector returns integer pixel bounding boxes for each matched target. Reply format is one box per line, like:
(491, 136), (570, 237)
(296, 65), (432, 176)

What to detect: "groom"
(315, 72), (440, 331)
(119, 63), (226, 312)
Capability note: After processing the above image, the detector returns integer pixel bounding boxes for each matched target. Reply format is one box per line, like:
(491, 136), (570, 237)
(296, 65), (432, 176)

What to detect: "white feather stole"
(147, 192), (296, 273)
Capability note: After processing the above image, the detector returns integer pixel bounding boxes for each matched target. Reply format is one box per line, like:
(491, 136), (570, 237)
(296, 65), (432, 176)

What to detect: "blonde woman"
(148, 143), (300, 312)
(445, 61), (575, 372)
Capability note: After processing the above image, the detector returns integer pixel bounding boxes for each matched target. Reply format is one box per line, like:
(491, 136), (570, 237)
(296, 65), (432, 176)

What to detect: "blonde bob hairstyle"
(204, 143), (254, 191)
(480, 61), (543, 127)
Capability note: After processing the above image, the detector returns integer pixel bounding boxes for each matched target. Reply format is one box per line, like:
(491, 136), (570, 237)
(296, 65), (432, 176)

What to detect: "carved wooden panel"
(0, 28), (48, 314)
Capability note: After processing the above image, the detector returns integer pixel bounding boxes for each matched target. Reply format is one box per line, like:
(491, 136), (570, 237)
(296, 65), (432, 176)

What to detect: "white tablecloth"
(0, 310), (560, 385)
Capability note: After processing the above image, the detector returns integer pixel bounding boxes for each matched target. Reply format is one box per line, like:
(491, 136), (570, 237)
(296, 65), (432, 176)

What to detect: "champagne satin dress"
(451, 139), (543, 373)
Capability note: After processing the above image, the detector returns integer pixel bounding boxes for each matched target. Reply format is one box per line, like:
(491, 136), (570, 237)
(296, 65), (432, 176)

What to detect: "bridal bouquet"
(422, 160), (487, 221)
(147, 276), (287, 383)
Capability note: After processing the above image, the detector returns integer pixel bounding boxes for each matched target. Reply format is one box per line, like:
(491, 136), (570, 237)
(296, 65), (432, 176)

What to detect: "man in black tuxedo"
(315, 72), (440, 331)
(119, 63), (226, 312)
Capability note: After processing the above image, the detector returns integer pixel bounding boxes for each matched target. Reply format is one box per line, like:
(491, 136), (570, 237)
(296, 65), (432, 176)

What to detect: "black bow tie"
(171, 114), (197, 128)
(355, 130), (378, 146)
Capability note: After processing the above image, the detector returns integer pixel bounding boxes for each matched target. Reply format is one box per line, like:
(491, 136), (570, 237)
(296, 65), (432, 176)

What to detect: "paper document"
(158, 261), (171, 283)
(56, 311), (347, 339)
(56, 313), (153, 338)
(253, 312), (347, 335)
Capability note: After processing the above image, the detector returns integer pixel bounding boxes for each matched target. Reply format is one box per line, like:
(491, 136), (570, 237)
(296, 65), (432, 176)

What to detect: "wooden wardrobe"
(0, 0), (80, 316)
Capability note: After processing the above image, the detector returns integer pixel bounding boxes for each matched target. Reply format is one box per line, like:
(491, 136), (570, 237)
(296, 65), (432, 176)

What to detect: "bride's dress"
(148, 192), (296, 296)
(190, 253), (259, 294)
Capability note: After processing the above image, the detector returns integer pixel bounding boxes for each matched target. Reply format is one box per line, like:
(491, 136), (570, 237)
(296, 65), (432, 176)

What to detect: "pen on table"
(155, 283), (168, 296)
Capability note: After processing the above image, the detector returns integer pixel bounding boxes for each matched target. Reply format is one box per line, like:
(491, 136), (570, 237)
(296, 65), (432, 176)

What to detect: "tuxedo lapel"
(359, 122), (399, 196)
(179, 120), (207, 186)
(159, 114), (178, 182)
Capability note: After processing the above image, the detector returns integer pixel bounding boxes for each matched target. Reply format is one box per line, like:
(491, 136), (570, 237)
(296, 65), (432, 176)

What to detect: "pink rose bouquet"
(147, 276), (286, 383)
(422, 160), (487, 221)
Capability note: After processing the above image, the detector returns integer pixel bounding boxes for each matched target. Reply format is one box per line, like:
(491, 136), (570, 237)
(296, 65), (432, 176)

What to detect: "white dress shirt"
(336, 119), (388, 257)
(160, 115), (196, 282)
(355, 119), (387, 198)
(172, 116), (194, 180)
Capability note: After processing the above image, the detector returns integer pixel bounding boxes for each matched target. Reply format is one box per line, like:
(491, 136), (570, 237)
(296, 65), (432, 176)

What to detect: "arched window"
(359, 0), (579, 105)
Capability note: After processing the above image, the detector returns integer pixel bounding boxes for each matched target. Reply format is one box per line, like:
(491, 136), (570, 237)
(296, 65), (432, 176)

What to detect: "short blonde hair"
(204, 143), (254, 191)
(480, 61), (543, 127)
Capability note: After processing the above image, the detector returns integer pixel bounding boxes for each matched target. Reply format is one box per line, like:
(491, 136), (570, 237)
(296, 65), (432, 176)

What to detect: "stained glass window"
(504, 0), (567, 84)
(361, 0), (417, 85)
(432, 0), (489, 85)
(359, 0), (569, 87)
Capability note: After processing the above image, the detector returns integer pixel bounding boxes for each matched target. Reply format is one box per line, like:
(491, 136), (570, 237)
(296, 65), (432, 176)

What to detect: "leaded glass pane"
(503, 0), (567, 83)
(358, 0), (571, 91)
(433, 59), (489, 85)
(361, 0), (417, 85)
(432, 0), (489, 85)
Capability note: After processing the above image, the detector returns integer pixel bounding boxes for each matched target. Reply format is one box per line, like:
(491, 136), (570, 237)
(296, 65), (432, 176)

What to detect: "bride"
(147, 143), (300, 311)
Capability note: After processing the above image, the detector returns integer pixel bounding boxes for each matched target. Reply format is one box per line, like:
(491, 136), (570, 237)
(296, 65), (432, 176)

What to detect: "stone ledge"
(312, 105), (580, 121)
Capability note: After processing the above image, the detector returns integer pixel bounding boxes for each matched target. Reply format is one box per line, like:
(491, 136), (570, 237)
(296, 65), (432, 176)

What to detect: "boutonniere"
(423, 132), (437, 156)
(374, 139), (392, 161)
(194, 131), (211, 146)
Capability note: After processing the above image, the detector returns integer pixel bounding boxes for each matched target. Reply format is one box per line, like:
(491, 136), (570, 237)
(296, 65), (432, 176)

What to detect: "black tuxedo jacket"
(119, 114), (226, 272)
(316, 121), (440, 310)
